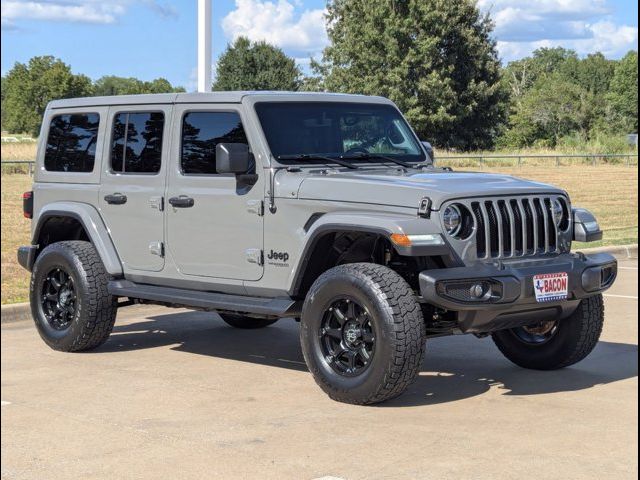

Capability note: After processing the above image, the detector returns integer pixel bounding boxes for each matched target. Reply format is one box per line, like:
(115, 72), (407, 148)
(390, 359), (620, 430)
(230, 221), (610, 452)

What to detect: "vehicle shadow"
(98, 309), (638, 408)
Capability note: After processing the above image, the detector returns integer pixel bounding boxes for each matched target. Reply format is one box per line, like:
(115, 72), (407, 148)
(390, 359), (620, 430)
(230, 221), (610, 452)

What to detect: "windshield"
(255, 102), (426, 165)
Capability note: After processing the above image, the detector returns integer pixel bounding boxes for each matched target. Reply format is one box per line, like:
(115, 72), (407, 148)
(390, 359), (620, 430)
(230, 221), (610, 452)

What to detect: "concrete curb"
(1, 244), (637, 324)
(577, 244), (638, 259)
(1, 302), (31, 324)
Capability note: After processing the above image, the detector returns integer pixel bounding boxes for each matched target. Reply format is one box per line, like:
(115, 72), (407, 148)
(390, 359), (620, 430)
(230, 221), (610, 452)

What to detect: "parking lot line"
(604, 294), (638, 300)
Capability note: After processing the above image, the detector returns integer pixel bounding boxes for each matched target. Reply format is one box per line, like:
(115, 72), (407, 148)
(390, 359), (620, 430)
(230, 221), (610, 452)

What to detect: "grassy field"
(1, 165), (637, 304)
(2, 174), (32, 304)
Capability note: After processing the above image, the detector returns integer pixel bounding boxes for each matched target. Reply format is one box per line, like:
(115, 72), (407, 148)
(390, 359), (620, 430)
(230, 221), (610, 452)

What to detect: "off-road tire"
(30, 241), (117, 352)
(492, 294), (604, 370)
(219, 314), (279, 329)
(300, 263), (426, 405)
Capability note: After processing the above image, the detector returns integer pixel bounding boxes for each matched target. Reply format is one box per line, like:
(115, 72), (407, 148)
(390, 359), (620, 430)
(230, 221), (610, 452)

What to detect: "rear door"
(166, 105), (264, 280)
(98, 105), (171, 272)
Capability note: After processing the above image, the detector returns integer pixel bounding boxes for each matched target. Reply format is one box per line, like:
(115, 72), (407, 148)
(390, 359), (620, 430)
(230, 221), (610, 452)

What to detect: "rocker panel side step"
(108, 280), (302, 317)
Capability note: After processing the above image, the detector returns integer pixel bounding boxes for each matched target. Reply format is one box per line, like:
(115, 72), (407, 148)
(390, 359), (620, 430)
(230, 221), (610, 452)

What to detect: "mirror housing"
(421, 141), (435, 164)
(572, 208), (603, 242)
(216, 143), (250, 174)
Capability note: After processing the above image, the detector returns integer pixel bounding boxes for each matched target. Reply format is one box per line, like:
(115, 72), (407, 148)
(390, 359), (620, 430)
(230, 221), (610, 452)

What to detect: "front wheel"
(492, 294), (604, 370)
(300, 263), (426, 405)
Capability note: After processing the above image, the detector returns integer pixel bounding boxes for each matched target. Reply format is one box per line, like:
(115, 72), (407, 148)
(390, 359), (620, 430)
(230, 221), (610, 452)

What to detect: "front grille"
(470, 196), (564, 259)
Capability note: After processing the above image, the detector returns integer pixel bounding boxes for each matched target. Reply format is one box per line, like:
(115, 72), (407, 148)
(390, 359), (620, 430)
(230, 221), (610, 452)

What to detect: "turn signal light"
(390, 233), (412, 247)
(390, 233), (445, 247)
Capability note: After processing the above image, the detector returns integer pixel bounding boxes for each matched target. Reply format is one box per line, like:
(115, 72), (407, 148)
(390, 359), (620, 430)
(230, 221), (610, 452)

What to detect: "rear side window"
(44, 113), (100, 172)
(111, 112), (164, 174)
(181, 112), (248, 174)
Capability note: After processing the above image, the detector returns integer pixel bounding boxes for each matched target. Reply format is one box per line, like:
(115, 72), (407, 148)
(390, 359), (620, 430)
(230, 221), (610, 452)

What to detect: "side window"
(111, 112), (164, 174)
(181, 112), (248, 175)
(44, 113), (100, 172)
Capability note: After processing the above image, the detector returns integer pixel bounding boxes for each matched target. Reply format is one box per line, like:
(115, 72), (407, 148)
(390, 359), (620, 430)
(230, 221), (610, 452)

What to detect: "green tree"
(213, 37), (301, 91)
(501, 74), (593, 148)
(314, 0), (508, 150)
(1, 56), (93, 136)
(605, 51), (638, 133)
(93, 76), (184, 96)
(562, 52), (615, 96)
(503, 48), (579, 105)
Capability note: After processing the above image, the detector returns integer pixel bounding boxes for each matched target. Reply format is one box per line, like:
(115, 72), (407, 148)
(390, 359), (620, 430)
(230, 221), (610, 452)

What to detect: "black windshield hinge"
(418, 197), (432, 218)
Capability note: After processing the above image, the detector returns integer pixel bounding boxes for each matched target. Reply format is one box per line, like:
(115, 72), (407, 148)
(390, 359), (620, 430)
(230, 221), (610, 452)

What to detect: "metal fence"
(1, 160), (36, 175)
(1, 153), (638, 175)
(435, 153), (638, 168)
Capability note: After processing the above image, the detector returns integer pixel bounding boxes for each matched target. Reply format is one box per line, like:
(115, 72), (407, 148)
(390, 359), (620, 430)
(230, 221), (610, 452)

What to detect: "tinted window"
(255, 102), (425, 164)
(111, 112), (164, 174)
(181, 112), (248, 174)
(44, 113), (100, 172)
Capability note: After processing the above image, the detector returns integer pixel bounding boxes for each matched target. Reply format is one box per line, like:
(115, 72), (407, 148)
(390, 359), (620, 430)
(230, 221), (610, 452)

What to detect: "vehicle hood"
(289, 168), (566, 209)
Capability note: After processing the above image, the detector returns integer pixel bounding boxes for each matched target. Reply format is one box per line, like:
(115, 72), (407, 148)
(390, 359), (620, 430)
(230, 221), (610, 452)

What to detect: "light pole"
(197, 0), (212, 92)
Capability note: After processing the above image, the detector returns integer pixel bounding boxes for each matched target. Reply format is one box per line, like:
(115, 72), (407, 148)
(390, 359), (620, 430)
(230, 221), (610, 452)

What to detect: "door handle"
(168, 195), (195, 208)
(104, 193), (127, 205)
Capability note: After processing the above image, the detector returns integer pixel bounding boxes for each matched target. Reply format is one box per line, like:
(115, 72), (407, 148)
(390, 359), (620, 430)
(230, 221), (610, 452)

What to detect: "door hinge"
(150, 196), (164, 212)
(245, 248), (263, 265)
(246, 200), (264, 216)
(149, 241), (164, 257)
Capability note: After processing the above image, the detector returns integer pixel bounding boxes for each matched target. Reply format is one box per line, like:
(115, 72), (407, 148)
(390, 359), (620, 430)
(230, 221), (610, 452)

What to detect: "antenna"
(197, 0), (212, 92)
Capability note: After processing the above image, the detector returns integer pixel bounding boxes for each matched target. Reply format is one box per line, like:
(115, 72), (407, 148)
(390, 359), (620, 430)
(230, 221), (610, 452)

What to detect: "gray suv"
(18, 92), (617, 404)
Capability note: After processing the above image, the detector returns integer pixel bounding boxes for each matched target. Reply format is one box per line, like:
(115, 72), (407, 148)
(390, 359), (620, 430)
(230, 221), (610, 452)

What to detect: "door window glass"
(111, 112), (164, 174)
(181, 112), (248, 174)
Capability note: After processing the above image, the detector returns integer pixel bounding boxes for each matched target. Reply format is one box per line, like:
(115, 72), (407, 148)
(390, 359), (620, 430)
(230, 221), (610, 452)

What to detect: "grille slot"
(471, 202), (486, 258)
(467, 196), (563, 260)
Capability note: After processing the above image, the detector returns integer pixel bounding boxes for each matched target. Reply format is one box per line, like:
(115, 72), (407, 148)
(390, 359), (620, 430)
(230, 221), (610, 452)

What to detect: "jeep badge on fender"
(17, 91), (617, 405)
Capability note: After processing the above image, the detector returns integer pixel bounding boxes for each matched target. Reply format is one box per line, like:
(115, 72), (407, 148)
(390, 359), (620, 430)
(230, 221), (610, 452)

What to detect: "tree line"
(1, 56), (185, 137)
(2, 0), (637, 150)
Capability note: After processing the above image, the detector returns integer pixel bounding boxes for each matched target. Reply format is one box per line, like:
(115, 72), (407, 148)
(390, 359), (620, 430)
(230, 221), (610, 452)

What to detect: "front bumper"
(419, 252), (617, 333)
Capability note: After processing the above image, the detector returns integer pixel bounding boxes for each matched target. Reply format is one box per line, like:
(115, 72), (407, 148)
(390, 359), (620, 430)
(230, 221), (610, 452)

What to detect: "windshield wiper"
(277, 154), (359, 169)
(343, 152), (413, 168)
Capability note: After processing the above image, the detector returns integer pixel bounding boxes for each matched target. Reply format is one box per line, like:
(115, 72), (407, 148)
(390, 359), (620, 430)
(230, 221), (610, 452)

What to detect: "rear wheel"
(300, 263), (426, 405)
(30, 241), (117, 352)
(219, 314), (279, 329)
(492, 295), (604, 370)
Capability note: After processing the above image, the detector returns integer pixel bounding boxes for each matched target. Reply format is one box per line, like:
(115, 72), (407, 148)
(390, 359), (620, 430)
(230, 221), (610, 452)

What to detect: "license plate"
(533, 272), (569, 302)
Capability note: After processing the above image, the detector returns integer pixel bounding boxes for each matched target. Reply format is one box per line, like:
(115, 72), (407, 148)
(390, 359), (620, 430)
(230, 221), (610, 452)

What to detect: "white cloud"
(478, 0), (638, 61)
(221, 0), (328, 56)
(1, 0), (177, 29)
(2, 1), (125, 24)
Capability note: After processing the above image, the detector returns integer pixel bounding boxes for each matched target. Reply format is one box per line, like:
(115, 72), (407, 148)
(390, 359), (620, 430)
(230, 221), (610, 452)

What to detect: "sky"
(1, 0), (638, 91)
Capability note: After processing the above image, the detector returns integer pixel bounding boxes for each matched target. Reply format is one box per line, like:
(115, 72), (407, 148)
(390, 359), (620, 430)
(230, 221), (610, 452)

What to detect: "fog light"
(436, 280), (503, 303)
(470, 283), (485, 299)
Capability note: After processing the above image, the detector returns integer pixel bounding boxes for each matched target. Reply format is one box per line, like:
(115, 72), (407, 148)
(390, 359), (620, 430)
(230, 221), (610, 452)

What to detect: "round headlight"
(552, 199), (564, 226)
(443, 205), (462, 236)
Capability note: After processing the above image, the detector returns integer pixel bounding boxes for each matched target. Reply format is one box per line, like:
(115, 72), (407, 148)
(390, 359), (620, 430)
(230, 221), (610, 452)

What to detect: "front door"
(166, 105), (264, 281)
(98, 105), (171, 272)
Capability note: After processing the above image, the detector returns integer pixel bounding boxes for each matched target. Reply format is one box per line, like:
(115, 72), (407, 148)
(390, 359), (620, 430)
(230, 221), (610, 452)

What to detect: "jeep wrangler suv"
(18, 92), (617, 404)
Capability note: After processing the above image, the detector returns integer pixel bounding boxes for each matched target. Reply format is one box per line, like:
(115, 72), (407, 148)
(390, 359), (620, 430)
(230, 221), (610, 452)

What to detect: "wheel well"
(293, 230), (446, 299)
(35, 216), (90, 251)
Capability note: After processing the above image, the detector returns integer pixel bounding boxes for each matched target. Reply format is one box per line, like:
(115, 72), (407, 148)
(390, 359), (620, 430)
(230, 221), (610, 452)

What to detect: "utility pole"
(197, 0), (212, 92)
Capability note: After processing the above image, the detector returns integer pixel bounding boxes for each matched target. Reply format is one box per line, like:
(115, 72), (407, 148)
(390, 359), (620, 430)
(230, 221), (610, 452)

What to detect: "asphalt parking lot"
(2, 259), (637, 480)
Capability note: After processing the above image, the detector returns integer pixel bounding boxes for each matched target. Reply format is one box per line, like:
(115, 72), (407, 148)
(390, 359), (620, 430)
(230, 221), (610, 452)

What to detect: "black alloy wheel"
(510, 321), (559, 345)
(319, 298), (375, 377)
(30, 241), (117, 352)
(41, 267), (77, 330)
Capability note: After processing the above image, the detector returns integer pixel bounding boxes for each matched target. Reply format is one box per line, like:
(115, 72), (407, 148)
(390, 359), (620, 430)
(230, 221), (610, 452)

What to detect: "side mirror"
(216, 143), (250, 174)
(572, 208), (603, 242)
(421, 141), (434, 163)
